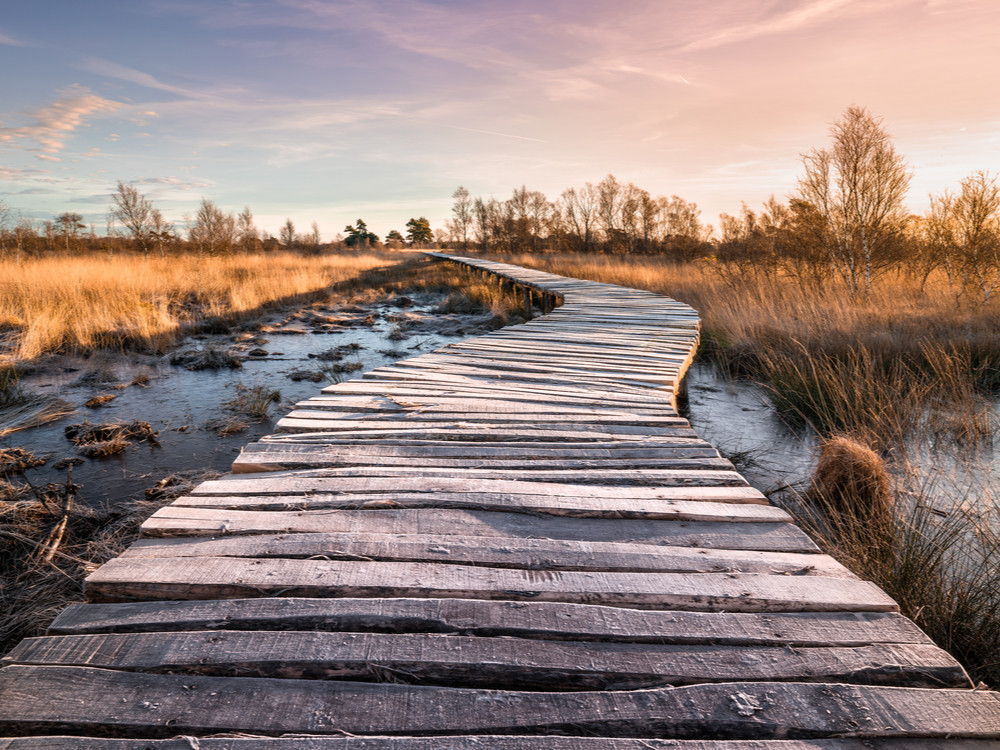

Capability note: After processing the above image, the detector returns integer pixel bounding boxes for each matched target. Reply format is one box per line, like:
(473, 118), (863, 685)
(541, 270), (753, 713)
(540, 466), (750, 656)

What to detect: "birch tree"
(797, 106), (910, 295)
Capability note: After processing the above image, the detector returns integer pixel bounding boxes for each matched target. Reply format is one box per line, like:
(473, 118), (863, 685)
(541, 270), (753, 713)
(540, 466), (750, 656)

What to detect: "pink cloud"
(0, 85), (121, 158)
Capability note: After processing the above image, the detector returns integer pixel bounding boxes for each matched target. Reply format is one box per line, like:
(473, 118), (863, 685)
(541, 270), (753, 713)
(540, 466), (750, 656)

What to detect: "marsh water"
(681, 362), (818, 496)
(2, 292), (503, 509)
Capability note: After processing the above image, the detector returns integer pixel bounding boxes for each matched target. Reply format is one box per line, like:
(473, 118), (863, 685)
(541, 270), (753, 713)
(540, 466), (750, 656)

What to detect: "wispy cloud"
(0, 29), (26, 46)
(448, 126), (546, 143)
(78, 57), (243, 100)
(0, 86), (121, 159)
(680, 0), (873, 52)
(0, 166), (53, 182)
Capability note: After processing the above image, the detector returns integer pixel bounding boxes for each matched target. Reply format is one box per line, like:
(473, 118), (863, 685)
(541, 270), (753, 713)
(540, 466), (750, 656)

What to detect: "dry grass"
(64, 419), (160, 457)
(0, 470), (220, 655)
(224, 384), (282, 419)
(795, 453), (1000, 687)
(808, 436), (893, 525)
(489, 252), (1000, 449)
(0, 251), (394, 362)
(0, 366), (75, 438)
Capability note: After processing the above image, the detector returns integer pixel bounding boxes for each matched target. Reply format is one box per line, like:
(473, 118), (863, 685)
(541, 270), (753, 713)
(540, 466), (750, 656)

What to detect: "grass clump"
(224, 384), (281, 419)
(795, 440), (1000, 687)
(0, 366), (75, 439)
(64, 419), (159, 457)
(169, 346), (243, 370)
(0, 447), (46, 478)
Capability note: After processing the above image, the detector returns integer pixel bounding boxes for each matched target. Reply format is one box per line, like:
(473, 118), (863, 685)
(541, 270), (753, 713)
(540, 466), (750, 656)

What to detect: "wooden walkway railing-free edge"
(1, 252), (999, 748)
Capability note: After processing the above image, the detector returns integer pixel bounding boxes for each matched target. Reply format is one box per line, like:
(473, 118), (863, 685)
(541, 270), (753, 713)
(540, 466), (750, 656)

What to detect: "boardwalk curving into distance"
(2, 253), (1000, 747)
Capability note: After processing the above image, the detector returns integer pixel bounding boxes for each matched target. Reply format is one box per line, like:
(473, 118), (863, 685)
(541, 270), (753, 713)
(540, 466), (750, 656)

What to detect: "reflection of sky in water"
(3, 296), (484, 510)
(682, 362), (818, 497)
(683, 362), (1000, 517)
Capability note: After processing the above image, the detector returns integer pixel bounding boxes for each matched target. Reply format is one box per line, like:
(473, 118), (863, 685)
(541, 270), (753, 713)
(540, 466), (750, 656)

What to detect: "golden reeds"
(0, 251), (392, 362)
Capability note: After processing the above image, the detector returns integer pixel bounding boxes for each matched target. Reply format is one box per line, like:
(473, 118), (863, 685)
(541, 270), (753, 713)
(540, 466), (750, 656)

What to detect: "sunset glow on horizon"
(1, 0), (998, 238)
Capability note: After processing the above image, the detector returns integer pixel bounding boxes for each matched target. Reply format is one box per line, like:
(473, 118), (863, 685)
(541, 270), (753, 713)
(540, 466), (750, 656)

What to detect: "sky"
(1, 0), (999, 239)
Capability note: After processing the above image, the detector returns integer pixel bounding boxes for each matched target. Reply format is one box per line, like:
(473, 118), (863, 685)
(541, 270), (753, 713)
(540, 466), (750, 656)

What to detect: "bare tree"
(561, 183), (598, 252)
(308, 221), (321, 248)
(932, 171), (1000, 304)
(596, 174), (625, 251)
(54, 212), (85, 253)
(150, 208), (174, 258)
(525, 190), (552, 252)
(279, 218), (296, 249)
(451, 186), (473, 251)
(236, 207), (258, 253)
(110, 181), (155, 255)
(189, 199), (233, 257)
(798, 106), (911, 295)
(0, 200), (10, 259)
(12, 217), (35, 262)
(472, 197), (499, 252)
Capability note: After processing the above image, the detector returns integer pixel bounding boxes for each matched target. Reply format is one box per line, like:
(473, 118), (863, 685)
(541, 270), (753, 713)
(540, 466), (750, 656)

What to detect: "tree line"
(0, 183), (437, 260)
(441, 107), (1000, 302)
(4, 106), (999, 302)
(440, 180), (712, 258)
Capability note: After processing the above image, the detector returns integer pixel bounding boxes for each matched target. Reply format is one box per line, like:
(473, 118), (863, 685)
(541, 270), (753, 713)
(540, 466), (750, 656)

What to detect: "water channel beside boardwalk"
(1, 291), (503, 510)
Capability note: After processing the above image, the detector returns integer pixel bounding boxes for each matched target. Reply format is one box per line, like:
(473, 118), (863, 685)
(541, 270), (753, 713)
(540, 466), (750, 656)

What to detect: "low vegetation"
(0, 251), (392, 362)
(0, 469), (219, 656)
(0, 367), (74, 439)
(801, 437), (1000, 687)
(64, 419), (159, 458)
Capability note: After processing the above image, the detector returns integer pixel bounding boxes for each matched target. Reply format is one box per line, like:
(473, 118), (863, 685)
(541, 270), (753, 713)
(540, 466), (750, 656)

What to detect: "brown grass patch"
(808, 436), (893, 527)
(0, 251), (394, 363)
(64, 419), (159, 457)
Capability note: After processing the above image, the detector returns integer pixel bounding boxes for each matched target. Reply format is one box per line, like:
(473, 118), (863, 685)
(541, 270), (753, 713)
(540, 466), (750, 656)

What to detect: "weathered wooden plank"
(296, 394), (677, 415)
(294, 398), (679, 416)
(5, 631), (968, 689)
(401, 346), (693, 367)
(335, 366), (676, 389)
(276, 421), (702, 440)
(116, 533), (852, 577)
(233, 447), (734, 473)
(2, 667), (998, 738)
(202, 467), (751, 489)
(359, 364), (664, 391)
(320, 381), (677, 406)
(47, 597), (937, 647)
(141, 508), (813, 553)
(7, 738), (1000, 750)
(284, 408), (689, 426)
(173, 491), (782, 521)
(276, 417), (695, 435)
(389, 357), (685, 383)
(450, 338), (694, 357)
(252, 439), (721, 457)
(260, 435), (711, 451)
(84, 557), (896, 611)
(191, 475), (759, 502)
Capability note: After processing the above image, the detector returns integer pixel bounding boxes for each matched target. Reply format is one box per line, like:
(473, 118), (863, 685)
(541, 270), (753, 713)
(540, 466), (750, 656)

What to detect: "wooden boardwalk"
(2, 253), (999, 747)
